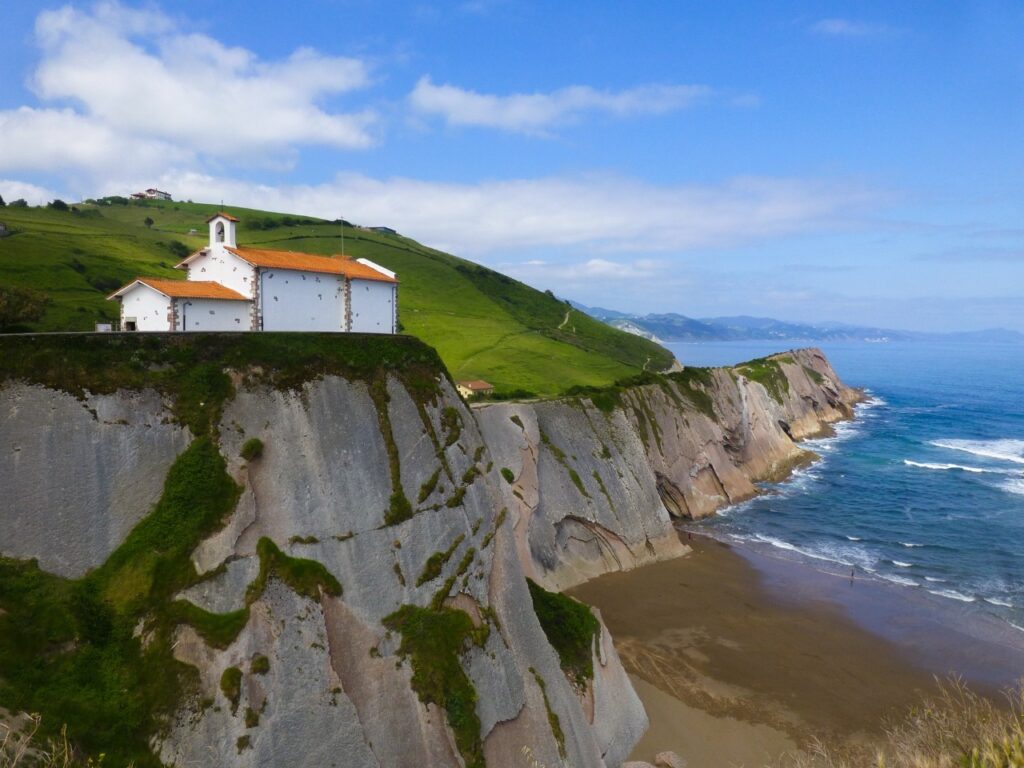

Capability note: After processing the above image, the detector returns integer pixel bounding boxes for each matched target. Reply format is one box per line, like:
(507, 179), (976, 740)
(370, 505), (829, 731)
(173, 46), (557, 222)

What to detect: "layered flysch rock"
(477, 348), (859, 590)
(0, 383), (189, 577)
(0, 343), (856, 767)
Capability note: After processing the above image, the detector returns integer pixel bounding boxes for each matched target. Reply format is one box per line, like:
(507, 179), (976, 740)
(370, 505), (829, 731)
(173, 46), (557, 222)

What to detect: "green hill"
(0, 198), (674, 395)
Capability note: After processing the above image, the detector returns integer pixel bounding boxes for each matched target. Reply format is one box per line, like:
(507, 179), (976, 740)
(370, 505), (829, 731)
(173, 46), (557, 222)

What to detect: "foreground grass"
(779, 680), (1024, 768)
(0, 199), (673, 394)
(1, 714), (113, 767)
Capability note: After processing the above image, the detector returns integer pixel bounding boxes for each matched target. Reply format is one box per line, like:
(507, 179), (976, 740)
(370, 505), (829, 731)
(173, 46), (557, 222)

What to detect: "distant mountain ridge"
(570, 303), (1024, 344)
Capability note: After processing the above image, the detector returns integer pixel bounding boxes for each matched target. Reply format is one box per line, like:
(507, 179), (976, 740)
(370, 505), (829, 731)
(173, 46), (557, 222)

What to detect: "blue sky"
(1, 1), (1021, 331)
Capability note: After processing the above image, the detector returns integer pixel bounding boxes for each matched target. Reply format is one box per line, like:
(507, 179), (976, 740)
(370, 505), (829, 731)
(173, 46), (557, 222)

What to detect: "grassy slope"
(0, 199), (673, 395)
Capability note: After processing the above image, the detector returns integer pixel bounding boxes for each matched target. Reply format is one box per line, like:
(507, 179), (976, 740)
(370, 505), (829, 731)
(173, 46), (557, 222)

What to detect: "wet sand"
(569, 536), (950, 766)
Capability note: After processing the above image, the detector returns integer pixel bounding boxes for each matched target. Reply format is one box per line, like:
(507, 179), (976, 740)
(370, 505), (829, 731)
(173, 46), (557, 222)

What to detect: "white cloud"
(508, 257), (664, 283)
(0, 1), (376, 177)
(113, 169), (875, 257)
(0, 107), (192, 175)
(0, 178), (58, 206)
(409, 76), (710, 134)
(810, 18), (893, 38)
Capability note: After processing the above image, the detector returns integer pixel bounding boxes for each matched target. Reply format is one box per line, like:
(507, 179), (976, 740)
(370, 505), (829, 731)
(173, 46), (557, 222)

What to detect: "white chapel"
(109, 213), (398, 333)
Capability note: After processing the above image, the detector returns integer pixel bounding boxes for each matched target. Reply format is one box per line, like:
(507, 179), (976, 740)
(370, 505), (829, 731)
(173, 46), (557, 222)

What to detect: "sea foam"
(999, 478), (1024, 496)
(984, 597), (1013, 608)
(927, 588), (976, 603)
(930, 439), (1024, 465)
(903, 460), (1011, 474)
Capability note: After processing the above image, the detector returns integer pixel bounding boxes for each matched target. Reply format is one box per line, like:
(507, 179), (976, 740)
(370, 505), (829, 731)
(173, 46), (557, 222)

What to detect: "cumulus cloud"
(0, 107), (191, 175)
(111, 169), (874, 257)
(409, 76), (710, 133)
(0, 1), (375, 177)
(810, 18), (893, 38)
(0, 178), (58, 206)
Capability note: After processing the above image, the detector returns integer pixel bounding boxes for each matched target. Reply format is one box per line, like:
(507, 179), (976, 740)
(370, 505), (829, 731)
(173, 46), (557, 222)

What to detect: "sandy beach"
(569, 535), (956, 767)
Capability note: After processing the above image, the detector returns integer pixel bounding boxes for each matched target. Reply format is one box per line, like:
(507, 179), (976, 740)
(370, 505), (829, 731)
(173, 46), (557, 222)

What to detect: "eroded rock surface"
(0, 384), (189, 577)
(0, 347), (857, 767)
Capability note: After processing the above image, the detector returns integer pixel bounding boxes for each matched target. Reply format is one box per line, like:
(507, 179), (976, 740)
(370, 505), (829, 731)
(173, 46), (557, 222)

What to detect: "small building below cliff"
(108, 213), (398, 333)
(456, 380), (494, 398)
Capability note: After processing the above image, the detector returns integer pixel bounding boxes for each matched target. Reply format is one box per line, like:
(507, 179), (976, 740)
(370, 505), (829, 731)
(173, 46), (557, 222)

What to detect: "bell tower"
(207, 212), (238, 248)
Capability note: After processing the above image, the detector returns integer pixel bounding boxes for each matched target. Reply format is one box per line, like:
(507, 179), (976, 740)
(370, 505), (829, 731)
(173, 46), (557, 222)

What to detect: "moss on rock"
(527, 579), (600, 687)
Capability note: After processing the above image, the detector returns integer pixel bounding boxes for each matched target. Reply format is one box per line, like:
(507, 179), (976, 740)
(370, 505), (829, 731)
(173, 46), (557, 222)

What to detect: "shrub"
(167, 240), (190, 259)
(251, 654), (270, 675)
(500, 467), (515, 484)
(220, 666), (242, 713)
(0, 285), (50, 330)
(526, 579), (600, 686)
(47, 199), (69, 211)
(383, 604), (486, 768)
(240, 438), (264, 461)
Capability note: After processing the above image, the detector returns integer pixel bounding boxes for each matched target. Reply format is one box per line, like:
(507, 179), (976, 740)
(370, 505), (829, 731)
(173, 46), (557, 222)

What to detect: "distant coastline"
(570, 302), (1024, 345)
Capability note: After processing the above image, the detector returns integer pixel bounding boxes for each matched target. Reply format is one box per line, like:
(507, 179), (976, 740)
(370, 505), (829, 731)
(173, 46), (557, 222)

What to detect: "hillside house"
(108, 213), (398, 333)
(456, 380), (494, 398)
(131, 188), (172, 201)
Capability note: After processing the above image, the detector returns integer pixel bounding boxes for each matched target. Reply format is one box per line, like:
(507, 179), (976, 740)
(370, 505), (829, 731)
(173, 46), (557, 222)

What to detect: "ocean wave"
(999, 478), (1024, 496)
(846, 535), (862, 541)
(892, 560), (913, 568)
(858, 395), (887, 410)
(984, 597), (1013, 608)
(900, 542), (925, 548)
(877, 572), (918, 587)
(745, 533), (877, 571)
(927, 588), (975, 603)
(930, 438), (1024, 465)
(903, 460), (1013, 475)
(924, 576), (946, 583)
(1009, 620), (1024, 635)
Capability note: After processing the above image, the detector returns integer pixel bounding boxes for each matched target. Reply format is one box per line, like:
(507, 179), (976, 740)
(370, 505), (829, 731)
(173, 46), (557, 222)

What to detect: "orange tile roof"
(458, 380), (494, 390)
(227, 246), (397, 282)
(120, 278), (249, 301)
(206, 211), (240, 222)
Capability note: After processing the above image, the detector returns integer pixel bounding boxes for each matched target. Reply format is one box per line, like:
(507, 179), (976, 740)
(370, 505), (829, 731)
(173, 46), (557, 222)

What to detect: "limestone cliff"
(0, 337), (856, 767)
(477, 348), (860, 590)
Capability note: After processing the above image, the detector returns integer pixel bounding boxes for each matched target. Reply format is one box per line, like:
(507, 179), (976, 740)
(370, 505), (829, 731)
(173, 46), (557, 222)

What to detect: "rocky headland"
(0, 335), (858, 767)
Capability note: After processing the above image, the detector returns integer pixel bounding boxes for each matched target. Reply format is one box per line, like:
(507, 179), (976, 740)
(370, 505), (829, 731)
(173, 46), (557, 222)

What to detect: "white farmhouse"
(109, 213), (398, 333)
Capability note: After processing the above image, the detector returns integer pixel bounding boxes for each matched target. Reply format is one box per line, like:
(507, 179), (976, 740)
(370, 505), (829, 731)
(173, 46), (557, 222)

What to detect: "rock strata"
(0, 344), (857, 767)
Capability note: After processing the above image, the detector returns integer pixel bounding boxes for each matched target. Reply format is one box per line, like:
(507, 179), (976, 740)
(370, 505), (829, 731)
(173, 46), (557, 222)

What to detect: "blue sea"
(665, 340), (1024, 643)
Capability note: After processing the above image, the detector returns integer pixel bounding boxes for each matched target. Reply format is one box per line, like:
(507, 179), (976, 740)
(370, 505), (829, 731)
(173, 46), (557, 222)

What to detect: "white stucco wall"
(176, 298), (251, 331)
(260, 269), (345, 331)
(350, 279), (396, 334)
(119, 284), (171, 331)
(185, 247), (254, 298)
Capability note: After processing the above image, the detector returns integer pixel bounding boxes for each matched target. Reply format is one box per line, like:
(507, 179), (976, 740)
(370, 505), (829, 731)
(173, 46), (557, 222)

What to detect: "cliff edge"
(0, 337), (857, 767)
(478, 348), (860, 590)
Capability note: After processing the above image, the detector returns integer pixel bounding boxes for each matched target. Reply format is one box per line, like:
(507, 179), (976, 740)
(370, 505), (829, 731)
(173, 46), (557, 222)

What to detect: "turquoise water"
(665, 340), (1024, 638)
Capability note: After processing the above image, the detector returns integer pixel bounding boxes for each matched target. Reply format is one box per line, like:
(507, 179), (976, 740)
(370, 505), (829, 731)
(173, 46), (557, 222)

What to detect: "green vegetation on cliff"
(383, 604), (487, 768)
(0, 437), (241, 766)
(735, 355), (793, 404)
(527, 579), (600, 686)
(0, 199), (674, 395)
(0, 335), (374, 764)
